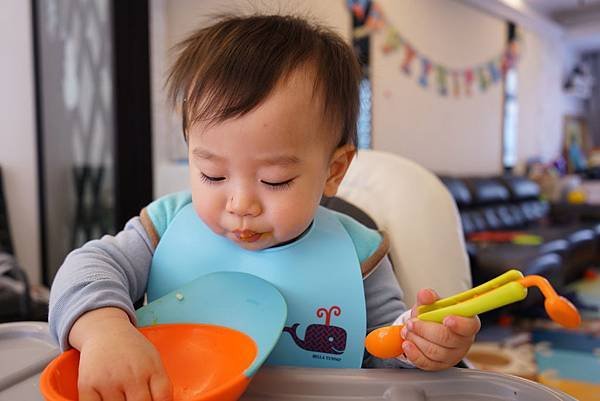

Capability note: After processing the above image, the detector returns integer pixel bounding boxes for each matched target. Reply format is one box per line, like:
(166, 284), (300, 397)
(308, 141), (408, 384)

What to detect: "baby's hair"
(166, 13), (361, 148)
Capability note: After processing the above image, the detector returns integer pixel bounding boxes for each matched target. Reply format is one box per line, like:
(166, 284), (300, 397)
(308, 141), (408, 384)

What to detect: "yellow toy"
(365, 269), (581, 359)
(567, 189), (587, 204)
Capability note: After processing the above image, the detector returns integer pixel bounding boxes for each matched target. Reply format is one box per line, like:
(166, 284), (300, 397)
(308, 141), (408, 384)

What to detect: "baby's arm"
(49, 217), (151, 348)
(49, 217), (172, 401)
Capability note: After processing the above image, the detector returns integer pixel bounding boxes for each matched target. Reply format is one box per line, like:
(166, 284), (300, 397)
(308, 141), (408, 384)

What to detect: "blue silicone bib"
(148, 204), (366, 368)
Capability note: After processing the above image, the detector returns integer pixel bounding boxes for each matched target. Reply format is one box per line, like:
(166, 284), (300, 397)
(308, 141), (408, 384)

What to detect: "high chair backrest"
(337, 150), (471, 306)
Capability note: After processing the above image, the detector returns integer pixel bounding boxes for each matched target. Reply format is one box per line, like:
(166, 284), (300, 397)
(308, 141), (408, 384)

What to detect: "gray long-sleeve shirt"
(49, 216), (410, 368)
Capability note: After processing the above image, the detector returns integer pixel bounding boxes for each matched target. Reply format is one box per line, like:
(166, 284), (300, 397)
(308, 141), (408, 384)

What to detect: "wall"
(150, 0), (584, 193)
(517, 29), (585, 168)
(371, 0), (505, 175)
(0, 1), (41, 284)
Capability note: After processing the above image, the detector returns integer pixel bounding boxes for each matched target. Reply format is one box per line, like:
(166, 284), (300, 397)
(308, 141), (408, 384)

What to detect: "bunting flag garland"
(478, 67), (489, 91)
(464, 69), (474, 96)
(436, 66), (448, 96)
(419, 58), (432, 87)
(400, 44), (416, 75)
(350, 1), (521, 98)
(488, 60), (501, 83)
(452, 71), (460, 97)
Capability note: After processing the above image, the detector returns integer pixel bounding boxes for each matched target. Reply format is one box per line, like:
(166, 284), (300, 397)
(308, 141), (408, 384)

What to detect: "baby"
(49, 14), (480, 401)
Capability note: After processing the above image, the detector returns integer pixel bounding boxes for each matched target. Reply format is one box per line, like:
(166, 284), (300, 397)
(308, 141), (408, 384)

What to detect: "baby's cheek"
(281, 210), (314, 237)
(194, 203), (220, 231)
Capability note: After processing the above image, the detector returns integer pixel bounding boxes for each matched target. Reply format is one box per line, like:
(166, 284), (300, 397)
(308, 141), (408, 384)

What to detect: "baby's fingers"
(403, 320), (465, 349)
(401, 340), (450, 371)
(96, 388), (126, 401)
(403, 332), (465, 368)
(150, 372), (173, 401)
(124, 380), (153, 401)
(443, 315), (481, 337)
(410, 289), (439, 318)
(78, 374), (124, 401)
(78, 386), (101, 401)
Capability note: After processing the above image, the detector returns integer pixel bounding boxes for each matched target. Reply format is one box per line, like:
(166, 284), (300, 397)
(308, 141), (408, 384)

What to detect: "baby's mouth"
(232, 229), (263, 243)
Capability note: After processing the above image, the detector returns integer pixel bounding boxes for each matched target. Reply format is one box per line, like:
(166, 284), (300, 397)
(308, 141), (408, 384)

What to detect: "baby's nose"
(226, 192), (261, 217)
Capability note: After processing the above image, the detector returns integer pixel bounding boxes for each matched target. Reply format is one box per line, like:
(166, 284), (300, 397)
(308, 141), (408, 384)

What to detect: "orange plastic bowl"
(40, 323), (258, 401)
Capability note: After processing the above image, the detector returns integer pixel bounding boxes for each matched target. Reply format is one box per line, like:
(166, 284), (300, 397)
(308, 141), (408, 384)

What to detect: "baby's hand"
(400, 289), (480, 371)
(69, 308), (173, 401)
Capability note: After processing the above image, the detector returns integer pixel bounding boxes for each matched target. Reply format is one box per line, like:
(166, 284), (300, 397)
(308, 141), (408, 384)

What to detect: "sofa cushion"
(466, 178), (511, 205)
(439, 176), (472, 207)
(500, 176), (541, 200)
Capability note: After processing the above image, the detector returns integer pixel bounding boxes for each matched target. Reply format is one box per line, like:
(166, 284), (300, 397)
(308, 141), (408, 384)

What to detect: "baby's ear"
(323, 145), (356, 197)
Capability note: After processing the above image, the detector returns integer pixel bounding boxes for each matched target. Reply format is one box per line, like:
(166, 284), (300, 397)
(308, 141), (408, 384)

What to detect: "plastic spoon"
(518, 275), (580, 328)
(365, 270), (581, 359)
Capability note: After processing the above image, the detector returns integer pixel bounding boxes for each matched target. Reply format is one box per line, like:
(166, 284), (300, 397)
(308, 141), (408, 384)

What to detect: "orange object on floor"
(539, 371), (600, 401)
(40, 324), (257, 401)
(497, 314), (514, 327)
(583, 268), (599, 280)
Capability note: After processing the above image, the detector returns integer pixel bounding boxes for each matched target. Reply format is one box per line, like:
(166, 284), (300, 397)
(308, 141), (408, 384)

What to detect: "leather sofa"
(440, 175), (598, 293)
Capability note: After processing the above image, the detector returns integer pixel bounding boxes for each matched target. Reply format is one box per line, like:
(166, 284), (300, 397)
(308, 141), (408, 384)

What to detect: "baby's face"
(187, 70), (341, 250)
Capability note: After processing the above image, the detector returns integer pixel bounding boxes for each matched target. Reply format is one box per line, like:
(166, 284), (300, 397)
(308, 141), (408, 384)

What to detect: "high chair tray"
(0, 322), (576, 401)
(242, 366), (576, 401)
(0, 322), (58, 401)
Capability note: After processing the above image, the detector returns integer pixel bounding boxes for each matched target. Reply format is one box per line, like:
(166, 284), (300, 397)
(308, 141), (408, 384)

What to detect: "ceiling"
(524, 0), (600, 51)
(458, 0), (600, 52)
(525, 0), (600, 17)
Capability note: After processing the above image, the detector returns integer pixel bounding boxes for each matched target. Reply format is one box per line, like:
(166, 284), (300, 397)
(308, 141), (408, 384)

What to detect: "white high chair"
(337, 149), (472, 306)
(245, 156), (573, 398)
